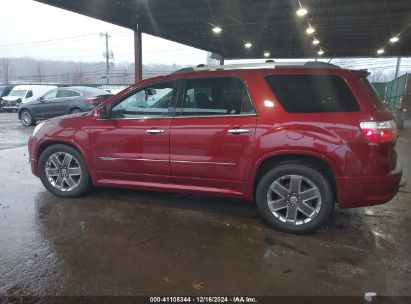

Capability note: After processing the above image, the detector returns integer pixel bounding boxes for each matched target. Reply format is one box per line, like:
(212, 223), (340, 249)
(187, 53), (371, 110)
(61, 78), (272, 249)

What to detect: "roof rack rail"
(171, 61), (340, 74)
(193, 62), (307, 71)
(171, 67), (195, 74)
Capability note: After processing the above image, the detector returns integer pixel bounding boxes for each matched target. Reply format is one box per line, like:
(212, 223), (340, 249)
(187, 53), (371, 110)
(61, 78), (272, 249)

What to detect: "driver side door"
(31, 89), (58, 119)
(89, 81), (176, 184)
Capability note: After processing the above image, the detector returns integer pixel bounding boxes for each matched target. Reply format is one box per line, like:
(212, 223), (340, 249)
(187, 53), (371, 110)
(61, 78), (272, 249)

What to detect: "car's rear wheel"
(255, 163), (334, 234)
(20, 110), (36, 126)
(38, 144), (90, 197)
(70, 108), (82, 114)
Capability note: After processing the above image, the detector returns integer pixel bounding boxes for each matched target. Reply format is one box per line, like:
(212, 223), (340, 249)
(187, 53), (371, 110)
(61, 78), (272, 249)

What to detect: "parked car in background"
(1, 85), (57, 112)
(28, 62), (402, 234)
(18, 86), (113, 126)
(0, 85), (14, 110)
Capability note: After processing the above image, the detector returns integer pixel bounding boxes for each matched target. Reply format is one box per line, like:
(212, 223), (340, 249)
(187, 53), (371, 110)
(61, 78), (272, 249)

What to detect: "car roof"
(63, 86), (111, 95)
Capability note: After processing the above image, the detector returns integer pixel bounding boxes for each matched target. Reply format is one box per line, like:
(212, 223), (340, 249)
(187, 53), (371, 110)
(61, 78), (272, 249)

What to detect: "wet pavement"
(0, 113), (410, 296)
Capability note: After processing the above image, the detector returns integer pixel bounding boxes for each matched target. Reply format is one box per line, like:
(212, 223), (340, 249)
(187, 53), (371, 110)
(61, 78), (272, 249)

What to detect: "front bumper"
(28, 135), (39, 177)
(336, 165), (402, 208)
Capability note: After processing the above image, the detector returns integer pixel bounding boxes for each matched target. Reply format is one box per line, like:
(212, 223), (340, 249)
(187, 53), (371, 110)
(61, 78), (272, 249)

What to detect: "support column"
(395, 56), (401, 79)
(134, 29), (142, 83)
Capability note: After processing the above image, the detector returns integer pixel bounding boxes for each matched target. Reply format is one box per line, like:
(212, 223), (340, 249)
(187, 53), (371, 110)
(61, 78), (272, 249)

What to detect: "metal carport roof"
(35, 0), (411, 59)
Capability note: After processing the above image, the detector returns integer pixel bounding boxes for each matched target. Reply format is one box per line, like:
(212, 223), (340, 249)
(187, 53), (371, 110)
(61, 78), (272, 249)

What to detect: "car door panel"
(32, 89), (58, 119)
(89, 118), (172, 183)
(170, 77), (257, 191)
(89, 81), (176, 184)
(170, 116), (256, 190)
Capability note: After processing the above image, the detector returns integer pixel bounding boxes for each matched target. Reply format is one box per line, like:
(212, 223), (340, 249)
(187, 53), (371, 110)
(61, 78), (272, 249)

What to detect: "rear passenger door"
(170, 77), (257, 193)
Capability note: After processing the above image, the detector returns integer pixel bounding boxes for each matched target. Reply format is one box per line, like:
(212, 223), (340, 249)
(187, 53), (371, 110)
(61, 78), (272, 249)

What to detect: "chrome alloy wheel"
(21, 111), (32, 126)
(267, 175), (321, 225)
(45, 152), (82, 192)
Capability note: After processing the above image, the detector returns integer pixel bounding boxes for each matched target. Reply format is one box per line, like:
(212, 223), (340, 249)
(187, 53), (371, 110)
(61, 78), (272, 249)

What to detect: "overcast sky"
(1, 0), (410, 81)
(0, 0), (207, 65)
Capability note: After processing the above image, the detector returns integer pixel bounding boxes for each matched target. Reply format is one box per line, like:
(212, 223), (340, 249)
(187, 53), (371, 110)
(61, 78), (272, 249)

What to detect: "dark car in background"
(0, 85), (14, 110)
(18, 86), (113, 126)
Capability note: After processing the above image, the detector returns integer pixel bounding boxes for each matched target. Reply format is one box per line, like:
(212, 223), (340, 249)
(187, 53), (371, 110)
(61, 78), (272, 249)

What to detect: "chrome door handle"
(228, 128), (250, 134)
(146, 129), (165, 134)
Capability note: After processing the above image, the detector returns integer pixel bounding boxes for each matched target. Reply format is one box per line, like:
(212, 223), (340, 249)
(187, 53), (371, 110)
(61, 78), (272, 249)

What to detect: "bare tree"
(71, 65), (85, 84)
(0, 57), (14, 84)
(34, 61), (44, 83)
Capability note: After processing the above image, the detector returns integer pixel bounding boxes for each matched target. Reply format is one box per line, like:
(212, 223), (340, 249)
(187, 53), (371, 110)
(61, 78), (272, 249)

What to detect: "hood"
(2, 96), (22, 101)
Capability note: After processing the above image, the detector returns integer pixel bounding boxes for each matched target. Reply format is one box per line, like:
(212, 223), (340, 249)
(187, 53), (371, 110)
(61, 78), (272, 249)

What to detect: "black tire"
(38, 144), (90, 197)
(19, 109), (36, 126)
(255, 163), (334, 234)
(70, 108), (82, 114)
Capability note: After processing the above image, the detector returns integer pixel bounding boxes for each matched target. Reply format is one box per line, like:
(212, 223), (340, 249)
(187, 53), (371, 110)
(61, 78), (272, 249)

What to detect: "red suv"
(28, 62), (402, 234)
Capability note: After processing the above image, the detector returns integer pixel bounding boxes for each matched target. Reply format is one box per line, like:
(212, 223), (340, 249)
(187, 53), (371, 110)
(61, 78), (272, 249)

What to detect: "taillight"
(85, 97), (98, 104)
(359, 120), (398, 143)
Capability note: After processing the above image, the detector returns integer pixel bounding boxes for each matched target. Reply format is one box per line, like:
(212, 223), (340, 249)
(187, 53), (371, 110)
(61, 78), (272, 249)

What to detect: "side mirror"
(146, 88), (157, 96)
(93, 105), (111, 119)
(38, 96), (45, 102)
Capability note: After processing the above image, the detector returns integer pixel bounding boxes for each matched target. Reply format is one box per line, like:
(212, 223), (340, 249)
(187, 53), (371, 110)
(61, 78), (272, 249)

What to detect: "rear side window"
(57, 89), (81, 98)
(181, 77), (255, 116)
(265, 74), (359, 113)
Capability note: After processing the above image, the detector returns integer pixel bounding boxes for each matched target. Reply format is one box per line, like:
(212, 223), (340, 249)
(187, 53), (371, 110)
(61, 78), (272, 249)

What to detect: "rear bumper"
(336, 165), (402, 208)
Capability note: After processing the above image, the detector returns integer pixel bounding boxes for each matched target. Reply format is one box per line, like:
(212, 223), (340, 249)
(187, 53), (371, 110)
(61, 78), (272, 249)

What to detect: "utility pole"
(100, 32), (112, 84)
(395, 56), (402, 79)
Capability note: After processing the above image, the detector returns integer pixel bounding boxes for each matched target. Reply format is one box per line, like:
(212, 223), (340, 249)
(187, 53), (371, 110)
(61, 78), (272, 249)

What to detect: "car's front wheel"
(38, 144), (90, 197)
(70, 108), (82, 114)
(20, 110), (36, 126)
(255, 163), (334, 234)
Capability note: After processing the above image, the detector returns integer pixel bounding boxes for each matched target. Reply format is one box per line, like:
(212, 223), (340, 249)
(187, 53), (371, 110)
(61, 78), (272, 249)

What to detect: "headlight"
(33, 122), (45, 136)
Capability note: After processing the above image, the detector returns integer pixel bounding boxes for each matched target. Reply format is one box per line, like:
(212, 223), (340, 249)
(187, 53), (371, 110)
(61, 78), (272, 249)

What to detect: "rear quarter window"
(265, 74), (359, 113)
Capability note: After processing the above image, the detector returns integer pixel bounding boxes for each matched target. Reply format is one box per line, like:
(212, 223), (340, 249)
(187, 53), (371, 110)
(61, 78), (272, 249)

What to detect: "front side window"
(265, 74), (360, 113)
(111, 82), (174, 119)
(180, 77), (255, 116)
(43, 90), (58, 100)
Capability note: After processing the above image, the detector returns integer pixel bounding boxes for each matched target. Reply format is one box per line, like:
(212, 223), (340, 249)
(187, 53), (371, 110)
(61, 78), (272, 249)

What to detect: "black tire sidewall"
(256, 164), (334, 234)
(38, 144), (90, 197)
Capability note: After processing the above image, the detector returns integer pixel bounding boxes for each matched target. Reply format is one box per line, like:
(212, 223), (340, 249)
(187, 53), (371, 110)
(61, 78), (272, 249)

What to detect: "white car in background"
(1, 85), (57, 112)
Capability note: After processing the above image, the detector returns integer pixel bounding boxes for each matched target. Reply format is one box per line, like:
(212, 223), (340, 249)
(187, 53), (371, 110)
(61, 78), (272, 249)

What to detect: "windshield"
(8, 90), (27, 98)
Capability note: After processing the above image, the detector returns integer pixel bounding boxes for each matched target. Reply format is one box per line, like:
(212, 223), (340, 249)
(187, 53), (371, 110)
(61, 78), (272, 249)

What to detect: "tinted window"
(57, 89), (81, 98)
(265, 74), (359, 113)
(43, 90), (58, 100)
(0, 86), (10, 96)
(111, 82), (174, 119)
(181, 77), (255, 116)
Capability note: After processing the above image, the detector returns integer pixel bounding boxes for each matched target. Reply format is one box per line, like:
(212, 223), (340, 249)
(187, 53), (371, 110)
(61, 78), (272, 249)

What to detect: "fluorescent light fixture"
(244, 42), (252, 48)
(377, 48), (385, 55)
(390, 36), (399, 43)
(306, 27), (315, 34)
(318, 49), (324, 55)
(312, 39), (320, 45)
(264, 52), (270, 57)
(296, 7), (308, 17)
(212, 26), (222, 34)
